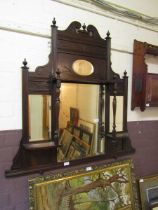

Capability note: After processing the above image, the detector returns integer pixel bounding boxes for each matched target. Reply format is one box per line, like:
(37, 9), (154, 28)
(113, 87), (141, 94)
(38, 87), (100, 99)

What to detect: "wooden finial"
(52, 18), (56, 26)
(124, 70), (127, 77)
(82, 23), (86, 31)
(22, 58), (27, 67)
(106, 30), (110, 38)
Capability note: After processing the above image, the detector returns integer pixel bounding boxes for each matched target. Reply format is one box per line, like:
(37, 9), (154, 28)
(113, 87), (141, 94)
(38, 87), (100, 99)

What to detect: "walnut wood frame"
(5, 19), (135, 177)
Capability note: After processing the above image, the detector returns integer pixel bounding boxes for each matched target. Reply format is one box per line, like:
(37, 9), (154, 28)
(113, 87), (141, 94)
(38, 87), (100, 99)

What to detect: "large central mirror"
(57, 83), (105, 162)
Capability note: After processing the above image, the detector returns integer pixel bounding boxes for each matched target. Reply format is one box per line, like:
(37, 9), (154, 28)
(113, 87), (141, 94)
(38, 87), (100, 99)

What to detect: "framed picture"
(66, 122), (73, 133)
(29, 159), (139, 210)
(81, 130), (92, 145)
(70, 107), (79, 127)
(65, 143), (77, 160)
(66, 137), (86, 160)
(139, 174), (158, 210)
(78, 118), (95, 134)
(73, 126), (81, 138)
(57, 129), (73, 161)
(78, 119), (96, 153)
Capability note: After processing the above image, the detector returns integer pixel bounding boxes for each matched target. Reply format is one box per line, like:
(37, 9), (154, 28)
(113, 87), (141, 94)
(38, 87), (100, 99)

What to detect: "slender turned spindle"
(106, 31), (111, 81)
(99, 85), (105, 137)
(22, 59), (29, 142)
(112, 76), (117, 137)
(54, 68), (61, 145)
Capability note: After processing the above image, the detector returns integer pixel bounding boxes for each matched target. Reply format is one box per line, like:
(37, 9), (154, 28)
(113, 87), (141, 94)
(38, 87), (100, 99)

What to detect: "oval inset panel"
(72, 60), (94, 76)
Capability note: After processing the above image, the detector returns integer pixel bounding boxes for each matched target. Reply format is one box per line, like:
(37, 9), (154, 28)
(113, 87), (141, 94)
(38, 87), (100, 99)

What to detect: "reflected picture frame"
(65, 136), (87, 160)
(78, 119), (95, 134)
(139, 174), (158, 210)
(57, 129), (73, 161)
(73, 126), (81, 138)
(78, 119), (96, 153)
(70, 107), (79, 127)
(81, 130), (92, 145)
(29, 159), (139, 210)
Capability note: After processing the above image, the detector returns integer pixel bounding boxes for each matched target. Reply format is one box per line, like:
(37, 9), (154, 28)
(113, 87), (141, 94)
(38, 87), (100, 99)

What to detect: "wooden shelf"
(131, 40), (158, 111)
(23, 141), (56, 150)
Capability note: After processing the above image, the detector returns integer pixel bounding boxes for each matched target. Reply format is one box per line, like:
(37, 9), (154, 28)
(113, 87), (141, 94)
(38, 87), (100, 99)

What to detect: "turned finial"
(22, 58), (27, 67)
(106, 30), (110, 38)
(82, 23), (86, 31)
(52, 18), (56, 26)
(124, 70), (127, 77)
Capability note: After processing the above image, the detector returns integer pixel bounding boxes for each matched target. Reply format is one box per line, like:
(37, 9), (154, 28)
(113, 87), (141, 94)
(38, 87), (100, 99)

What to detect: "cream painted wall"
(105, 0), (158, 17)
(0, 0), (158, 131)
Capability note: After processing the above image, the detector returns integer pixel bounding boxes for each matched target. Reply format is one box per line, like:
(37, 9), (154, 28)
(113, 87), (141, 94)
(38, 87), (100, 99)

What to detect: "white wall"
(0, 0), (158, 131)
(105, 0), (158, 17)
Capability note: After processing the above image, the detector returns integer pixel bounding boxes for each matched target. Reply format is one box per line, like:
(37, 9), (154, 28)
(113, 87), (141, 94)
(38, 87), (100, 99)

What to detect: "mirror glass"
(72, 60), (94, 76)
(57, 83), (105, 162)
(29, 95), (51, 141)
(109, 96), (123, 132)
(145, 54), (158, 74)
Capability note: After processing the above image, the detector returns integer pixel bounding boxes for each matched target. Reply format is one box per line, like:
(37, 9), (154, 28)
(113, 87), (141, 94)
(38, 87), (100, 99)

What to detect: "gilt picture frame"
(29, 159), (139, 210)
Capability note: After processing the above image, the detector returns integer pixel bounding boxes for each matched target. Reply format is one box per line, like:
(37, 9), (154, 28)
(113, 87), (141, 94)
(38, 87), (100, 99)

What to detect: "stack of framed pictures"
(57, 121), (93, 162)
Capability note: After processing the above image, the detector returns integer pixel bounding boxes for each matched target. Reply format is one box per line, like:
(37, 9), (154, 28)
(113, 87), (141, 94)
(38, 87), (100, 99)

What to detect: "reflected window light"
(72, 60), (94, 76)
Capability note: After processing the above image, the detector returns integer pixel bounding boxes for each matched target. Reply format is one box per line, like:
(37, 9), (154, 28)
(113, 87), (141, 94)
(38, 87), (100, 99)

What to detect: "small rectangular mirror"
(29, 95), (51, 141)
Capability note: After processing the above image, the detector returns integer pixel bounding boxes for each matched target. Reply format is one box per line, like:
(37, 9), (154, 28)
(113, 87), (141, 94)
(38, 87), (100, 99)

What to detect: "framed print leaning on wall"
(139, 174), (158, 210)
(29, 159), (139, 210)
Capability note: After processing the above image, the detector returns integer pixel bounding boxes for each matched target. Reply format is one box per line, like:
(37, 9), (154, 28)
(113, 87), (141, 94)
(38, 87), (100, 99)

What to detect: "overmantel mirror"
(5, 19), (135, 177)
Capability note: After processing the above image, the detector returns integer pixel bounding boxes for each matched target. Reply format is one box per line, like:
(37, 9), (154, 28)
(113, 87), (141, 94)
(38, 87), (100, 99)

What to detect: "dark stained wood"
(131, 40), (158, 111)
(123, 71), (128, 131)
(23, 141), (55, 150)
(22, 59), (29, 143)
(146, 73), (158, 106)
(5, 20), (135, 177)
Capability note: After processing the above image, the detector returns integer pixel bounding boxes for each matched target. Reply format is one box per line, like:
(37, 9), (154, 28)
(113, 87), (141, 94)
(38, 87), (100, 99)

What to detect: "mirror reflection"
(72, 59), (94, 76)
(109, 96), (123, 132)
(57, 83), (105, 162)
(29, 95), (51, 141)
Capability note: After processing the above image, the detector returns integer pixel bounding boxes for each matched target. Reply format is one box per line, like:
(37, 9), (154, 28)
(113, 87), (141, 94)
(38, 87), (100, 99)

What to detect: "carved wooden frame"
(131, 39), (158, 111)
(5, 19), (135, 177)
